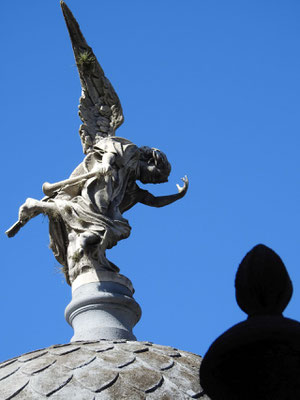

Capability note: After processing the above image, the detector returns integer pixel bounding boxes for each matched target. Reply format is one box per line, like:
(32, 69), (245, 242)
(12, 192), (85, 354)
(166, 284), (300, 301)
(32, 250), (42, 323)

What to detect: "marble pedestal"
(65, 270), (141, 341)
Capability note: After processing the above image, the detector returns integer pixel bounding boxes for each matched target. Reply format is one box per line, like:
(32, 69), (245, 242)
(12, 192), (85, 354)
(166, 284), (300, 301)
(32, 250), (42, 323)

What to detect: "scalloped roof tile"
(0, 340), (207, 399)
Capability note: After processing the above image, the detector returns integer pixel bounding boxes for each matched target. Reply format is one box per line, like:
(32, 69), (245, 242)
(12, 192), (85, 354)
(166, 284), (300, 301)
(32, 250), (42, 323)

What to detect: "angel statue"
(6, 2), (188, 286)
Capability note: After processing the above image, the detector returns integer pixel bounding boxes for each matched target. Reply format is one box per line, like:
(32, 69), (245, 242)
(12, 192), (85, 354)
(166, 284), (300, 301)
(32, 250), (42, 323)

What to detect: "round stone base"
(65, 272), (141, 341)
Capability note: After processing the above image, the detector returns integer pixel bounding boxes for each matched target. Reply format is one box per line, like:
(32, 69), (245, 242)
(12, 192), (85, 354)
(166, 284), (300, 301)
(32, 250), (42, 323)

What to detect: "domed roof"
(0, 340), (207, 399)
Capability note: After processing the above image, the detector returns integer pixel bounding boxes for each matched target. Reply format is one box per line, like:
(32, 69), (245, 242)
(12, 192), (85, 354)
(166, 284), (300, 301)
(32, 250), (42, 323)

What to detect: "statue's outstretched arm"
(139, 176), (189, 208)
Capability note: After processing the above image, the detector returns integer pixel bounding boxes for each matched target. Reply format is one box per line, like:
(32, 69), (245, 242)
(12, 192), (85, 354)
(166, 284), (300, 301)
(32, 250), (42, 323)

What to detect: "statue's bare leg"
(19, 198), (58, 222)
(6, 198), (59, 238)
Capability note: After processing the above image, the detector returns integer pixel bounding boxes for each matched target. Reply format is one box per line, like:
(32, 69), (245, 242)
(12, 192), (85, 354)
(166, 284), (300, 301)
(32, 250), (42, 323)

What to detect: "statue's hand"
(96, 163), (113, 177)
(176, 175), (189, 197)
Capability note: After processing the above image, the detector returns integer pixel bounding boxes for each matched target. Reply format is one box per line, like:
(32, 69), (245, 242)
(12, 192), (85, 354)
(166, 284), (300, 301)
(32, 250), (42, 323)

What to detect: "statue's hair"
(139, 146), (171, 184)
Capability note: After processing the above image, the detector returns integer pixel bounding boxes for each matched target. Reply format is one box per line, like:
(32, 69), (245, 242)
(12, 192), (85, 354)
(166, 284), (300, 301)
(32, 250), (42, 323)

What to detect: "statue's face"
(138, 147), (171, 184)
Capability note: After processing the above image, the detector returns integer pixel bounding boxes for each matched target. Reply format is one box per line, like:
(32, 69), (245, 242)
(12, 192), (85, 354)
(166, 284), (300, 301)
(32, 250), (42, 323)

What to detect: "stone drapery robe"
(48, 137), (140, 284)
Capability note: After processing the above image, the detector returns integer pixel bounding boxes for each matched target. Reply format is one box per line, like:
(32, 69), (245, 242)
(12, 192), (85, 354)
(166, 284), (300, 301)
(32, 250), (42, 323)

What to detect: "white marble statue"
(6, 2), (188, 285)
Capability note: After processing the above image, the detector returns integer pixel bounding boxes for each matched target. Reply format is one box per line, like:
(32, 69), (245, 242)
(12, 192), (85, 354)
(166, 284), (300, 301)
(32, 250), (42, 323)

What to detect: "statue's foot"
(18, 198), (41, 222)
(72, 233), (100, 259)
(79, 232), (100, 249)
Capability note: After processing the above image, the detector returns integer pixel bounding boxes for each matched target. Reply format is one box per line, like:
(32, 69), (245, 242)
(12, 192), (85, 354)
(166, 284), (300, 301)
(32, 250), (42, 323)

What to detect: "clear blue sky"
(1, 0), (300, 362)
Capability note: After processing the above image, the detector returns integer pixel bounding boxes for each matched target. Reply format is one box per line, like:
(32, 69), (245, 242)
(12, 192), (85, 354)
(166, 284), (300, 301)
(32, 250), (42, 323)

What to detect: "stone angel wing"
(61, 1), (124, 154)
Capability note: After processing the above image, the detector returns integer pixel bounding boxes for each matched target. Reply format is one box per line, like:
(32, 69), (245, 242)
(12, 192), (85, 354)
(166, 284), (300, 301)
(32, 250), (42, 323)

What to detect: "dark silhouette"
(200, 244), (300, 400)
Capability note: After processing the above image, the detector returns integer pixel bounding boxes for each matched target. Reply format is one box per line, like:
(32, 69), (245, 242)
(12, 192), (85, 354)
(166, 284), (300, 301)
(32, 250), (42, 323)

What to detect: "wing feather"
(61, 1), (124, 153)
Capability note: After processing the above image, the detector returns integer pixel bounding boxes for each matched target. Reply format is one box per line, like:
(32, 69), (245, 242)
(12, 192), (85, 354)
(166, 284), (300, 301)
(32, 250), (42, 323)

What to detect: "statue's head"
(138, 146), (171, 184)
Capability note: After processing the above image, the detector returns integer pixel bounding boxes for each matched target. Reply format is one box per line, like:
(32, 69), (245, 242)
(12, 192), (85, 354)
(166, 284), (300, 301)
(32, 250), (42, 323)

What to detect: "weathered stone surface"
(11, 384), (43, 400)
(57, 350), (95, 370)
(0, 359), (18, 369)
(65, 278), (141, 341)
(137, 348), (173, 370)
(18, 349), (48, 362)
(29, 363), (73, 397)
(0, 372), (29, 399)
(96, 348), (136, 368)
(163, 360), (202, 397)
(6, 0), (188, 290)
(20, 353), (56, 375)
(83, 342), (114, 352)
(50, 378), (95, 400)
(0, 340), (206, 399)
(0, 359), (19, 381)
(73, 360), (119, 392)
(95, 375), (145, 400)
(48, 344), (81, 356)
(120, 362), (163, 393)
